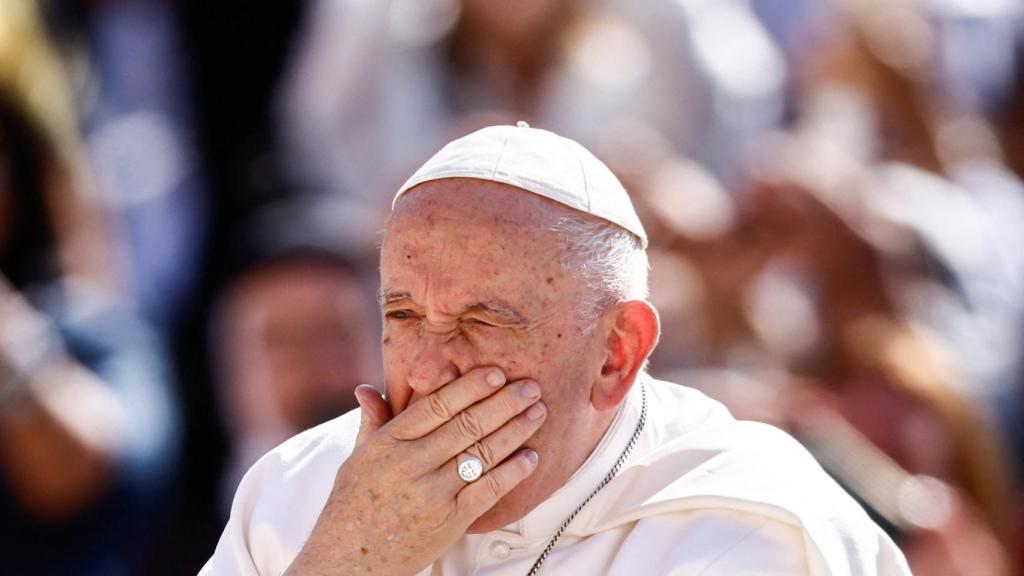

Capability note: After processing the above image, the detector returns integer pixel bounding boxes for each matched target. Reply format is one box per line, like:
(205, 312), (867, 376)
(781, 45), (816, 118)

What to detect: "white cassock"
(200, 376), (911, 575)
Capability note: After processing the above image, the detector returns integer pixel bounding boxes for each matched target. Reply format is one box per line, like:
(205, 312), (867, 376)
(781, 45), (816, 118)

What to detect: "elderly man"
(201, 124), (909, 575)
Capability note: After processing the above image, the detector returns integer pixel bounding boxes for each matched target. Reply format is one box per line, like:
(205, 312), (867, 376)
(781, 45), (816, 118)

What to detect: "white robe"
(200, 376), (910, 575)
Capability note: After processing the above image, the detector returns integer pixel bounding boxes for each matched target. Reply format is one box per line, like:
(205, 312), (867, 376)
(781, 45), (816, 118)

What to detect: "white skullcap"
(393, 122), (648, 247)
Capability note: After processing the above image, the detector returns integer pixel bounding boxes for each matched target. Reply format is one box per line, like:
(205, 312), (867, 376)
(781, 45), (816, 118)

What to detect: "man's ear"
(591, 300), (660, 411)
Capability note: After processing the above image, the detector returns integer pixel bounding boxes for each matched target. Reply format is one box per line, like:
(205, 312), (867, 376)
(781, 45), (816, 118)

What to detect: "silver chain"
(526, 382), (647, 575)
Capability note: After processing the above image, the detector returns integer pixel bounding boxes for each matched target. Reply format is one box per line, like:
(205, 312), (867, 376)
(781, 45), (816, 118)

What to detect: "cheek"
(381, 324), (414, 406)
(537, 325), (603, 388)
(464, 328), (526, 371)
(381, 320), (419, 355)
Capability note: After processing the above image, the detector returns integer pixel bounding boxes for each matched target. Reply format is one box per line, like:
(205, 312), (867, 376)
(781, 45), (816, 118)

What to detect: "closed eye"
(462, 317), (500, 329)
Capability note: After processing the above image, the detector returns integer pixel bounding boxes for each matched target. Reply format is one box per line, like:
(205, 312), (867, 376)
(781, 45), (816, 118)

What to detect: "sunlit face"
(380, 178), (611, 530)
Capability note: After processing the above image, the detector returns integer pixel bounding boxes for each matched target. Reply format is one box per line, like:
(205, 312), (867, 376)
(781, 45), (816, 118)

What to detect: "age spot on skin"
(546, 277), (553, 284)
(361, 547), (369, 556)
(370, 490), (381, 502)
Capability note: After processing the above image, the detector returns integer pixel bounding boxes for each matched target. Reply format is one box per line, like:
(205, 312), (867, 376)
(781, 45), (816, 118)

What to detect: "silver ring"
(457, 455), (484, 482)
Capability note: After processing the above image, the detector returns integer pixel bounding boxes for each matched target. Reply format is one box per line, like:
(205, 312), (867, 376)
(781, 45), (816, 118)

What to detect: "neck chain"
(526, 382), (648, 575)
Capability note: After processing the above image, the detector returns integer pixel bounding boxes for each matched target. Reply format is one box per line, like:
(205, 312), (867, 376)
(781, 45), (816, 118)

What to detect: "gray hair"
(550, 214), (649, 331)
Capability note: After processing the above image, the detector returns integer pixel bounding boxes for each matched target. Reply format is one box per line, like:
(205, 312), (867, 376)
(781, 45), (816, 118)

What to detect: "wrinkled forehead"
(382, 179), (574, 262)
(380, 179), (576, 308)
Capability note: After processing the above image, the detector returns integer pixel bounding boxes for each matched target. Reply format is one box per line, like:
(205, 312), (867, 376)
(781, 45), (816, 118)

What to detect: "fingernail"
(487, 369), (505, 387)
(520, 381), (541, 399)
(526, 401), (546, 420)
(353, 385), (374, 404)
(524, 450), (539, 465)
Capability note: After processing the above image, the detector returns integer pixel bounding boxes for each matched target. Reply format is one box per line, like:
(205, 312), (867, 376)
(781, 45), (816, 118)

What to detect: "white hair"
(550, 213), (649, 330)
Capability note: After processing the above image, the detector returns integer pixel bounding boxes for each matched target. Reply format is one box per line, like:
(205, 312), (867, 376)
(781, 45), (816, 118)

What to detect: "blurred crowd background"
(1, 0), (1022, 574)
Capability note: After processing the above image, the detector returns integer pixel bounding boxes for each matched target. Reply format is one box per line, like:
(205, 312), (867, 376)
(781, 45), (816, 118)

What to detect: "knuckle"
(424, 431), (449, 457)
(472, 440), (496, 469)
(502, 390), (522, 413)
(484, 473), (504, 499)
(456, 409), (484, 441)
(427, 393), (453, 421)
(507, 414), (529, 438)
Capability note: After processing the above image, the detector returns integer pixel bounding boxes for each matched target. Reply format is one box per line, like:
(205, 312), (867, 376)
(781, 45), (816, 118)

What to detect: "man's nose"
(406, 331), (470, 397)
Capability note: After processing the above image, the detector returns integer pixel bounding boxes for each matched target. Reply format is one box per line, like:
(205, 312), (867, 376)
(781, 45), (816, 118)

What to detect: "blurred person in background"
(993, 46), (1024, 525)
(210, 199), (378, 514)
(793, 0), (1024, 470)
(627, 157), (765, 372)
(53, 0), (210, 331)
(997, 47), (1024, 182)
(644, 130), (1019, 574)
(818, 317), (1015, 575)
(276, 0), (786, 260)
(0, 1), (180, 573)
(793, 5), (1024, 562)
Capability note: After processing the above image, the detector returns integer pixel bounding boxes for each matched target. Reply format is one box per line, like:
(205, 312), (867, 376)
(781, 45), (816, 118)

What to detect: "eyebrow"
(379, 290), (528, 327)
(379, 290), (411, 306)
(466, 300), (528, 326)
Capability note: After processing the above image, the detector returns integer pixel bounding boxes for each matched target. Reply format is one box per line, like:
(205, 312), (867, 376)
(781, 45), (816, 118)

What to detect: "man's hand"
(285, 367), (546, 576)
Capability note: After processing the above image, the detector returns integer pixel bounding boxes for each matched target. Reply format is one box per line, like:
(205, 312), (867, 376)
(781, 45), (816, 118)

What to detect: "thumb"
(354, 384), (391, 446)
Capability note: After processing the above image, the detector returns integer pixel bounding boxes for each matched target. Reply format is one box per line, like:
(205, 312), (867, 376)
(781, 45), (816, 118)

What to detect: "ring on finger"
(457, 454), (484, 482)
